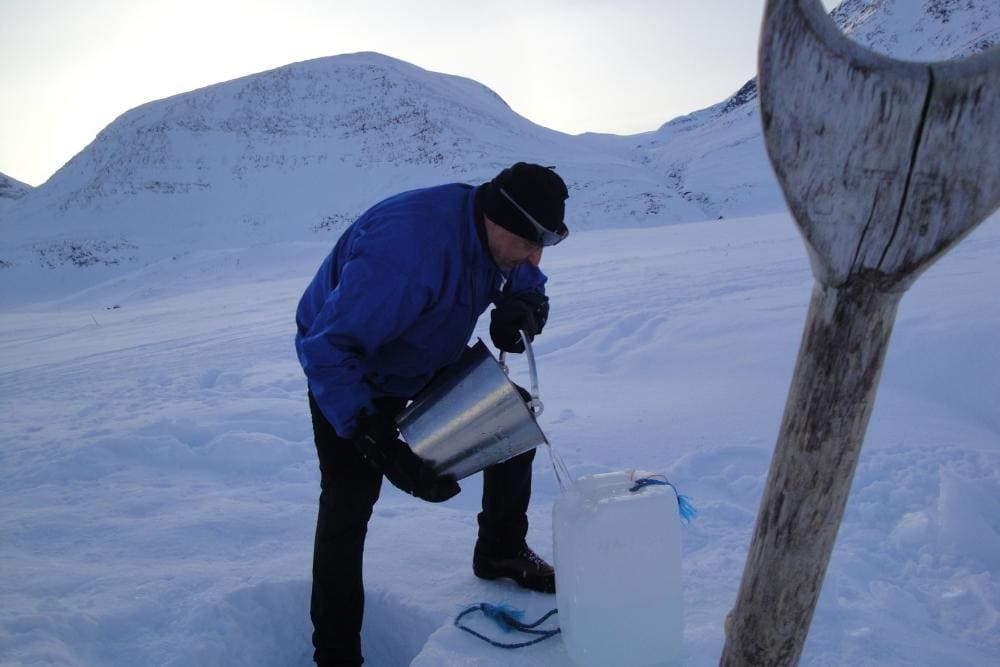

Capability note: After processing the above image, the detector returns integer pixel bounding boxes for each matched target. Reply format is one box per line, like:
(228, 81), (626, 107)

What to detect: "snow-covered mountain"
(0, 174), (31, 240)
(1, 0), (996, 301)
(0, 53), (706, 276)
(835, 0), (999, 60)
(618, 0), (1000, 224)
(0, 172), (31, 201)
(0, 172), (31, 220)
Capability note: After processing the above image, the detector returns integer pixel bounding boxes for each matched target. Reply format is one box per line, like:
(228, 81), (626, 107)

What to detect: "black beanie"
(480, 163), (569, 244)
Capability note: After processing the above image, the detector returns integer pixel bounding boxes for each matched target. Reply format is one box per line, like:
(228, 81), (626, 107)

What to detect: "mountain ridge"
(2, 50), (710, 280)
(2, 0), (996, 301)
(0, 172), (31, 205)
(622, 0), (1000, 228)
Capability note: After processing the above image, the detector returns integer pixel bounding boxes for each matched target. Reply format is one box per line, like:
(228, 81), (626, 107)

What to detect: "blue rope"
(454, 603), (560, 648)
(629, 475), (698, 524)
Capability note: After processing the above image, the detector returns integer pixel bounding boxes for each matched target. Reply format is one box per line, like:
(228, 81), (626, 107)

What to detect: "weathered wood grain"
(758, 0), (1000, 290)
(721, 280), (901, 666)
(720, 0), (1000, 665)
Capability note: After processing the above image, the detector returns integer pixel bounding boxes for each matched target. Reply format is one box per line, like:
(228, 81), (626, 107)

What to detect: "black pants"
(308, 392), (535, 667)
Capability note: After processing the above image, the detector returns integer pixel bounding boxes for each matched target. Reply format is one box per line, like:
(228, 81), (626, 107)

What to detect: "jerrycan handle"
(498, 329), (544, 417)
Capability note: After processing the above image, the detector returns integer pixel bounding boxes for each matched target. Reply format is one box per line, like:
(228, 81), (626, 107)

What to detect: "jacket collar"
(472, 185), (501, 273)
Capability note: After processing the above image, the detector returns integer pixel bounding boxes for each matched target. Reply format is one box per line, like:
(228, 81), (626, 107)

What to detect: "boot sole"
(473, 563), (556, 594)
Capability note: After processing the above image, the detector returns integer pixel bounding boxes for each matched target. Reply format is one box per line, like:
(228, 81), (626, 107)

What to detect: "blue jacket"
(295, 183), (546, 437)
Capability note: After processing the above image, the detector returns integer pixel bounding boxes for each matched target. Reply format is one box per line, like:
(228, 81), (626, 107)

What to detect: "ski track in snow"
(1, 213), (998, 666)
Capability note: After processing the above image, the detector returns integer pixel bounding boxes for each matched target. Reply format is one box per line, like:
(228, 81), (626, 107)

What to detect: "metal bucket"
(396, 334), (546, 481)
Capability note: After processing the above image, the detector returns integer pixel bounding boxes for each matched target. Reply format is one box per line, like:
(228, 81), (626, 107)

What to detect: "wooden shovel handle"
(721, 280), (902, 666)
(722, 1), (999, 664)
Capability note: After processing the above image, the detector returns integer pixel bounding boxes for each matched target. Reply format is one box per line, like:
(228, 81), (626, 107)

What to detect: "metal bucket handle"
(498, 329), (544, 417)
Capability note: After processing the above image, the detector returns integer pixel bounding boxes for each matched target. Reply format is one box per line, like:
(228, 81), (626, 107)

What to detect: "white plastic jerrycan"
(553, 471), (683, 667)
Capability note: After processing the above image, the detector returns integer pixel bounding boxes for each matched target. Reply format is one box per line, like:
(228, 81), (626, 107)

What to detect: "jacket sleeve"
(297, 252), (432, 438)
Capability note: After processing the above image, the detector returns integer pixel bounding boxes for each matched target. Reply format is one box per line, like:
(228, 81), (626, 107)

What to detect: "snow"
(1, 1), (995, 304)
(0, 48), (710, 292)
(2, 1), (999, 663)
(2, 209), (998, 666)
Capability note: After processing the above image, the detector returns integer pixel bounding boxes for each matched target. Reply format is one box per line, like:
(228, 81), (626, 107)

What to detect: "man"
(295, 162), (570, 666)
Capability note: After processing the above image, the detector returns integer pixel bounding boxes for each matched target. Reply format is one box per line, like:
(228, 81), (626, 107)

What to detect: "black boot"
(473, 542), (556, 594)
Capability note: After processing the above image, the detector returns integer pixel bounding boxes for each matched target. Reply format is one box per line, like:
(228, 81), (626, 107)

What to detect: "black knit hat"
(481, 163), (569, 246)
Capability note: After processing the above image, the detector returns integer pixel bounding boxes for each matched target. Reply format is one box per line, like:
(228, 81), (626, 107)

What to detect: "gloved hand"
(490, 291), (549, 353)
(353, 411), (461, 503)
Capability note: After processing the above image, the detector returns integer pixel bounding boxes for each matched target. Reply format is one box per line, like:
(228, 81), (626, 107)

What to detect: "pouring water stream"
(499, 330), (573, 491)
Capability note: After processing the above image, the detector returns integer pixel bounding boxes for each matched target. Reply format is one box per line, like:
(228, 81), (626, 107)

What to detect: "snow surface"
(0, 174), (31, 202)
(2, 1), (999, 664)
(2, 210), (998, 666)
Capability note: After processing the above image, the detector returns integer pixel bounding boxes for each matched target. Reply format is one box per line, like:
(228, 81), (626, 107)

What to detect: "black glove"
(353, 411), (460, 503)
(490, 292), (549, 353)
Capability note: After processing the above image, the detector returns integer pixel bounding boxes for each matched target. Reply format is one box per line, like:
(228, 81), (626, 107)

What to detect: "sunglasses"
(499, 187), (569, 247)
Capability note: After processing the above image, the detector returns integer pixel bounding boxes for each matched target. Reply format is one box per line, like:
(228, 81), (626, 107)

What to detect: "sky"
(0, 0), (838, 187)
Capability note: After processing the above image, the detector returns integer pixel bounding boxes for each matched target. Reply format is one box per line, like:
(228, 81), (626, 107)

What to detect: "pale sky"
(0, 0), (840, 187)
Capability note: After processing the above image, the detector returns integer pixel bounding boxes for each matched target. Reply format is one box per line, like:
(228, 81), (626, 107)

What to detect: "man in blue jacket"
(295, 162), (570, 667)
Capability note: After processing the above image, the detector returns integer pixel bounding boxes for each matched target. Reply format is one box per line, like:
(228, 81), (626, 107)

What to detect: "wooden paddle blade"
(758, 0), (1000, 288)
(881, 50), (1000, 283)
